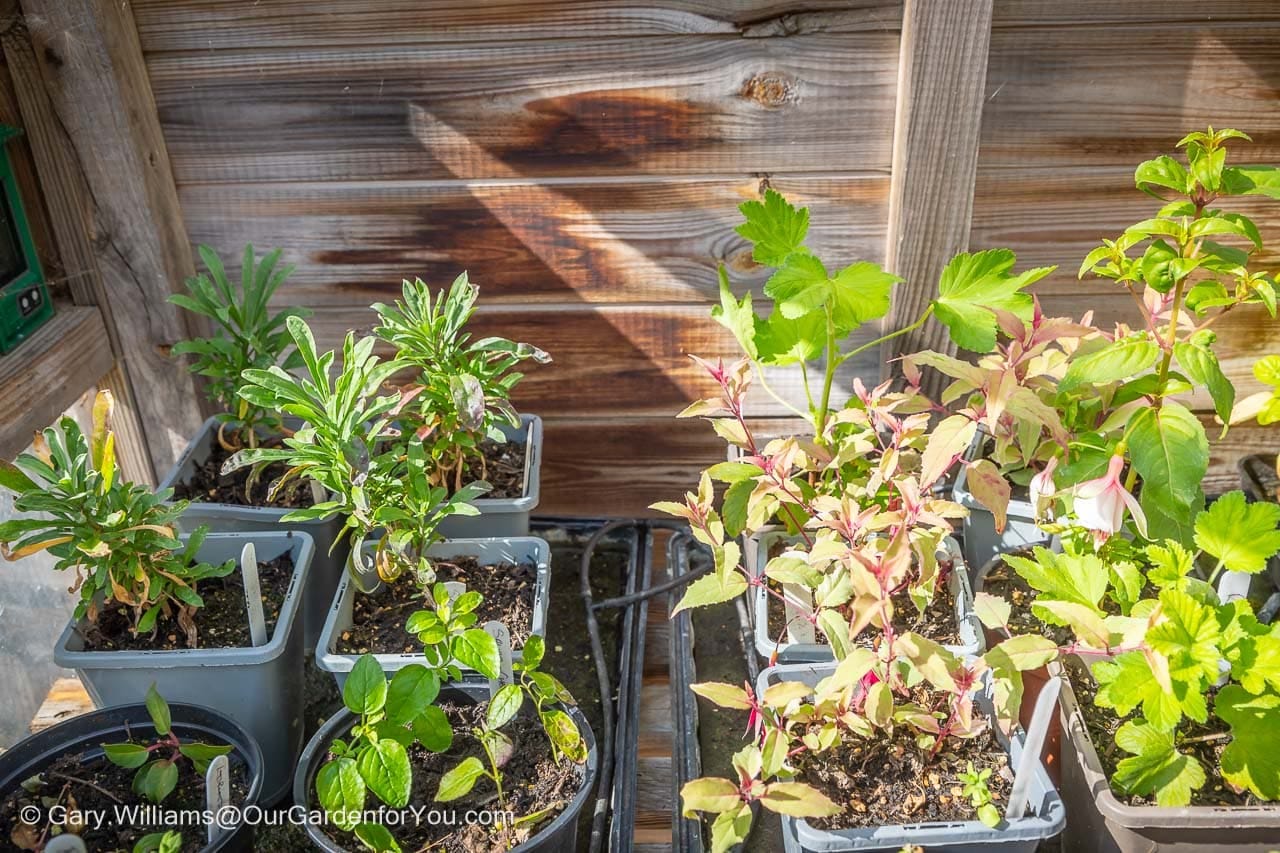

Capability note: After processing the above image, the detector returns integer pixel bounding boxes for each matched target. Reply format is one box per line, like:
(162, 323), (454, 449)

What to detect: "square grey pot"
(436, 414), (542, 539)
(316, 536), (551, 689)
(953, 449), (1049, 579)
(753, 532), (981, 663)
(763, 661), (1065, 852)
(53, 530), (313, 806)
(157, 416), (349, 653)
(1057, 662), (1280, 852)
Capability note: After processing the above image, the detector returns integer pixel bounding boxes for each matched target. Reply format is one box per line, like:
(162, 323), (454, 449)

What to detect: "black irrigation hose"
(580, 518), (714, 853)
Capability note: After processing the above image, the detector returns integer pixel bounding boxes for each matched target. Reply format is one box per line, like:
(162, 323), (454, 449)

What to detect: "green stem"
(815, 307), (838, 439)
(837, 304), (936, 368)
(751, 361), (811, 421)
(800, 360), (814, 418)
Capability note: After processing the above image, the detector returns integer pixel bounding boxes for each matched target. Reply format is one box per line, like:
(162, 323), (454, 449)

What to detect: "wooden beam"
(881, 0), (993, 390)
(2, 0), (203, 481)
(0, 305), (114, 462)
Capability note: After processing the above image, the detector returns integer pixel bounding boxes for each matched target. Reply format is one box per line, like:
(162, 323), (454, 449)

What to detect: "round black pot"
(294, 681), (598, 852)
(0, 702), (264, 852)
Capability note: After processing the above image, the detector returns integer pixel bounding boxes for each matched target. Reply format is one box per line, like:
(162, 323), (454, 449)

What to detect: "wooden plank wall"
(127, 0), (1280, 515)
(129, 1), (906, 516)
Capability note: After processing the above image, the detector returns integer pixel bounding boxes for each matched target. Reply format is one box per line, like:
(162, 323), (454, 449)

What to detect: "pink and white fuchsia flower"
(1072, 454), (1147, 541)
(1029, 456), (1058, 519)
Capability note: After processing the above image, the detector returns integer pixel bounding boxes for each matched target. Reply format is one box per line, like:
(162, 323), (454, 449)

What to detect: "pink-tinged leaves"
(690, 682), (754, 710)
(973, 592), (1012, 632)
(920, 415), (977, 490)
(758, 782), (842, 817)
(671, 570), (748, 616)
(761, 681), (811, 710)
(680, 777), (743, 816)
(965, 459), (1011, 533)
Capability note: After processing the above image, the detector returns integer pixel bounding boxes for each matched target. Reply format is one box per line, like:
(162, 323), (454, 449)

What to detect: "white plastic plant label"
(483, 620), (514, 695)
(205, 753), (231, 844)
(240, 542), (267, 647)
(44, 836), (87, 853)
(783, 584), (817, 644)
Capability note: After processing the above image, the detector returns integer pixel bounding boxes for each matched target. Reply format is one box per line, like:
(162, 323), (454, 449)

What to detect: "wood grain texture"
(10, 1), (205, 479)
(146, 33), (899, 184)
(178, 175), (888, 306)
(306, 304), (880, 419)
(29, 676), (91, 733)
(132, 1), (903, 49)
(994, 0), (1280, 27)
(0, 306), (114, 463)
(981, 22), (1280, 169)
(882, 0), (993, 387)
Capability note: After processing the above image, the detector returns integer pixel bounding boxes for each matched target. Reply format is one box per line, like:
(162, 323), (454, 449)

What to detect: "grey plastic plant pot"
(52, 530), (313, 807)
(762, 662), (1064, 853)
(157, 416), (350, 652)
(1056, 664), (1280, 852)
(953, 432), (1049, 578)
(753, 532), (982, 663)
(316, 536), (551, 689)
(293, 679), (597, 853)
(0, 701), (263, 852)
(436, 414), (542, 539)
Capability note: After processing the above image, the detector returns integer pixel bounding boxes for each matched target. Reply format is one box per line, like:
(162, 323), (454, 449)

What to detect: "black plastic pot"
(293, 680), (598, 852)
(0, 702), (263, 852)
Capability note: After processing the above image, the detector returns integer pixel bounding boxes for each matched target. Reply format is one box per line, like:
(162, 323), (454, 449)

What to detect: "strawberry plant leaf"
(933, 249), (1047, 353)
(737, 189), (809, 266)
(1193, 490), (1280, 574)
(1095, 651), (1203, 731)
(1147, 588), (1221, 687)
(764, 253), (830, 319)
(1218, 685), (1280, 800)
(1112, 719), (1205, 807)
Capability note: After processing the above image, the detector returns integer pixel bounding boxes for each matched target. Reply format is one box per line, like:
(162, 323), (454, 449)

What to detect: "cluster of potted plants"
(0, 260), (595, 851)
(662, 129), (1280, 851)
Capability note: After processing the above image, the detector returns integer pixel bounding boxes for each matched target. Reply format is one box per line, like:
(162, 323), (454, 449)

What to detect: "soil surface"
(321, 700), (585, 852)
(1065, 658), (1263, 808)
(795, 707), (1012, 830)
(457, 439), (527, 500)
(0, 741), (248, 852)
(336, 557), (536, 654)
(767, 576), (962, 649)
(78, 555), (294, 652)
(978, 551), (1075, 647)
(173, 439), (316, 509)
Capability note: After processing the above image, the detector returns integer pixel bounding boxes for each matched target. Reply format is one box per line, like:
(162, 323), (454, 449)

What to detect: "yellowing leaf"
(920, 415), (977, 490)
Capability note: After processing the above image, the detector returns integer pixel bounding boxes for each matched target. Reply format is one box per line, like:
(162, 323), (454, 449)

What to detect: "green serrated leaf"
(1217, 685), (1280, 800)
(1194, 491), (1280, 574)
(737, 189), (810, 267)
(1112, 719), (1205, 806)
(1060, 336), (1159, 392)
(933, 249), (1047, 353)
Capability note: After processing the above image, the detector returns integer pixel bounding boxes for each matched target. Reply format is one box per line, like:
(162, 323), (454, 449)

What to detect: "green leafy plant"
(225, 317), (485, 584)
(958, 761), (1000, 828)
(978, 494), (1280, 806)
(0, 391), (233, 645)
(405, 582), (504, 679)
(680, 633), (1053, 850)
(373, 274), (549, 491)
(435, 635), (586, 826)
(1046, 128), (1280, 544)
(133, 831), (182, 853)
(316, 654), (454, 842)
(102, 685), (233, 804)
(169, 244), (311, 449)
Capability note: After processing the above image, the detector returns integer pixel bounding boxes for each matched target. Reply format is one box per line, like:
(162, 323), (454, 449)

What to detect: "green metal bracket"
(0, 122), (52, 354)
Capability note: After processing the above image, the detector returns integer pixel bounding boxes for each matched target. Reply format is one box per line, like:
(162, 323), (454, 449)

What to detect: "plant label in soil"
(1218, 569), (1252, 604)
(520, 421), (533, 496)
(783, 583), (817, 644)
(240, 542), (268, 647)
(206, 753), (232, 843)
(484, 619), (514, 693)
(1006, 675), (1060, 820)
(443, 581), (466, 602)
(44, 836), (87, 853)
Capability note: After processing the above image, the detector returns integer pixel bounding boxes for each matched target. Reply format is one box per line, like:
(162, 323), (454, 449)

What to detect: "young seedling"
(316, 654), (454, 848)
(0, 391), (234, 645)
(405, 582), (502, 680)
(373, 273), (549, 491)
(958, 762), (1001, 828)
(132, 832), (182, 853)
(101, 685), (233, 804)
(169, 244), (311, 451)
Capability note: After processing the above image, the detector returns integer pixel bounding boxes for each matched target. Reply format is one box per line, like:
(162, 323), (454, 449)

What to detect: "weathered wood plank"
(146, 34), (899, 184)
(133, 1), (903, 50)
(994, 0), (1280, 27)
(10, 1), (206, 480)
(28, 678), (91, 733)
(305, 305), (879, 420)
(0, 306), (114, 463)
(178, 175), (888, 306)
(981, 22), (1280, 169)
(881, 0), (993, 388)
(971, 165), (1280, 294)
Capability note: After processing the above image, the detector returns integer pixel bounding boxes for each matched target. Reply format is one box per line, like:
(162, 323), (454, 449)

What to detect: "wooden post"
(881, 0), (993, 392)
(0, 0), (204, 481)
